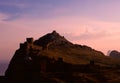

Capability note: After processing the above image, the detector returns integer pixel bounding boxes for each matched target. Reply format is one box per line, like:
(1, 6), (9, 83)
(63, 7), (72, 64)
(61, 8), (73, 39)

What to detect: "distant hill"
(109, 50), (120, 58)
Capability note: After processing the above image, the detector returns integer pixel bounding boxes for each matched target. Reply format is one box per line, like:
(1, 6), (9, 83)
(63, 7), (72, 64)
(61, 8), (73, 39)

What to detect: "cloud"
(74, 29), (109, 40)
(0, 1), (27, 8)
(1, 0), (120, 23)
(0, 0), (75, 21)
(0, 13), (9, 21)
(63, 28), (110, 42)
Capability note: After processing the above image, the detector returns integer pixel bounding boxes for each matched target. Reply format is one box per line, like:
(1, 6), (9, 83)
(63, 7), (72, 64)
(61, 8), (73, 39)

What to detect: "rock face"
(34, 30), (73, 49)
(6, 30), (115, 83)
(109, 50), (120, 58)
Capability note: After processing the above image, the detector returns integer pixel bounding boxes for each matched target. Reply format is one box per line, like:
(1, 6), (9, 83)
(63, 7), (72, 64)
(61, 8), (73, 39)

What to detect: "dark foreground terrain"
(1, 31), (120, 83)
(1, 64), (120, 83)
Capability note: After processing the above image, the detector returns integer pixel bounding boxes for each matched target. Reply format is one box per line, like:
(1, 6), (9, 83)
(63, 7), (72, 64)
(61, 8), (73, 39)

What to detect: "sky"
(1, 0), (120, 62)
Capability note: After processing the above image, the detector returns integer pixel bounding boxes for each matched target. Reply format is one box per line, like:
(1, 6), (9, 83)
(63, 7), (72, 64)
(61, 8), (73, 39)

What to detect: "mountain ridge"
(6, 30), (116, 66)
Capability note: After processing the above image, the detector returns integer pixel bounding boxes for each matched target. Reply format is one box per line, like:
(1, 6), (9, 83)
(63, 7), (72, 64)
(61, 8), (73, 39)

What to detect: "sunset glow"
(1, 0), (120, 61)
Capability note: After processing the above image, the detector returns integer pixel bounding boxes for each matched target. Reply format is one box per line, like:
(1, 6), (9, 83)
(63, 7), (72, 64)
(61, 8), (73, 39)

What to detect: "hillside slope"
(4, 30), (120, 83)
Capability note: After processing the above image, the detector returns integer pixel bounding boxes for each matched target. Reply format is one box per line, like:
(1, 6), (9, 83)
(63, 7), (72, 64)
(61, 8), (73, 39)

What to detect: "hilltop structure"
(4, 30), (119, 83)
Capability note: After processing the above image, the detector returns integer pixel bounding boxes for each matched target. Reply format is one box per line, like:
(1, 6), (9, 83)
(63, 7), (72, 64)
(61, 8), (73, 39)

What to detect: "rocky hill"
(3, 30), (120, 83)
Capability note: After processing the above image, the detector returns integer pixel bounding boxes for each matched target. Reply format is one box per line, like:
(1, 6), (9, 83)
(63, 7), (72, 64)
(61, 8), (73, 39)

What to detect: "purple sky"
(1, 0), (120, 62)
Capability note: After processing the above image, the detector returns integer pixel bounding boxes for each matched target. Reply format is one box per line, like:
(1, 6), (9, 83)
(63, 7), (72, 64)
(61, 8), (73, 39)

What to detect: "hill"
(3, 30), (120, 83)
(109, 50), (120, 58)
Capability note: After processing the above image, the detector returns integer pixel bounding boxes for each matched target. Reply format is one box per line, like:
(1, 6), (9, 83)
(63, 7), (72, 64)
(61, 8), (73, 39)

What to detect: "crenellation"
(20, 43), (28, 49)
(20, 38), (43, 51)
(26, 37), (34, 44)
(20, 43), (24, 49)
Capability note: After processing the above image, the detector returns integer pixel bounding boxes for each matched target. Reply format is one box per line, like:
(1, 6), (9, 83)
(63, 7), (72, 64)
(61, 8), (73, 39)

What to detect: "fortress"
(20, 38), (34, 49)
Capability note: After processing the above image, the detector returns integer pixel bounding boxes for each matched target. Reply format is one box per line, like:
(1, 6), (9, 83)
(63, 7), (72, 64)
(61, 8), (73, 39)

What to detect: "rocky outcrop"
(34, 30), (73, 49)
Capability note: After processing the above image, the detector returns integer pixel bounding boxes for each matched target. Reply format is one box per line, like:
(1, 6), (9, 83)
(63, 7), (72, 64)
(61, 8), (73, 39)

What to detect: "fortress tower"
(26, 38), (34, 44)
(20, 37), (34, 49)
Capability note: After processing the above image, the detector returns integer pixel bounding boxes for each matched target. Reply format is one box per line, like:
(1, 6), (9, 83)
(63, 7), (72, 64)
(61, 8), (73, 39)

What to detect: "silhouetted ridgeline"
(1, 31), (120, 83)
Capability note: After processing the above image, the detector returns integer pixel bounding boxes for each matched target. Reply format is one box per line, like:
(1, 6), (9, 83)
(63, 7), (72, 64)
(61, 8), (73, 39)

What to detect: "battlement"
(20, 43), (28, 49)
(26, 38), (34, 43)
